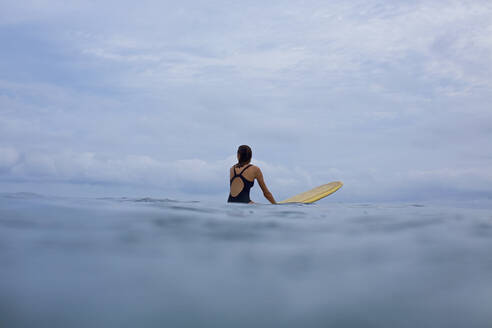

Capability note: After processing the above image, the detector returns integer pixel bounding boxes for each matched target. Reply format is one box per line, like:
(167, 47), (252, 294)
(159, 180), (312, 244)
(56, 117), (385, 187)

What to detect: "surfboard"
(279, 181), (343, 204)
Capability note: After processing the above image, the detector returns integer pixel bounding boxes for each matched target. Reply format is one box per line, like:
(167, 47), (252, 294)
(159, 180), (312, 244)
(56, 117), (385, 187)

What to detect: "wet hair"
(236, 145), (252, 168)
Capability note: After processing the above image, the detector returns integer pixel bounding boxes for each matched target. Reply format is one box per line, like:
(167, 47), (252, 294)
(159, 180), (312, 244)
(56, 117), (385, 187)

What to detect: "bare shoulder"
(249, 165), (262, 176)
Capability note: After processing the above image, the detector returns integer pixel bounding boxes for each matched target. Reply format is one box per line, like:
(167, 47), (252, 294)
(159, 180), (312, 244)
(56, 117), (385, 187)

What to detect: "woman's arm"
(256, 167), (276, 204)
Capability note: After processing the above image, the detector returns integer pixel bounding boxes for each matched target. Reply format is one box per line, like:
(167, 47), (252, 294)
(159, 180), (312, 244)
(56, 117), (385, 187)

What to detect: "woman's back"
(228, 164), (255, 203)
(227, 145), (276, 204)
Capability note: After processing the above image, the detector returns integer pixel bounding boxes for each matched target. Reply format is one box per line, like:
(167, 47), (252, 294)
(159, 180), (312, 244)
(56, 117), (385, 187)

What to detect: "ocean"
(1, 193), (491, 328)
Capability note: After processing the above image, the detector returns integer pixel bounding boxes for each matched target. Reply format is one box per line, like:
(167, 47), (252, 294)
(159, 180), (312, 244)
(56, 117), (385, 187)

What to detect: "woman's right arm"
(256, 167), (276, 204)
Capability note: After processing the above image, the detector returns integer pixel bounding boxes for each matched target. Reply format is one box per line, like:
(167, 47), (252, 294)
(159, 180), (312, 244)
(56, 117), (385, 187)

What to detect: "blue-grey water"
(0, 193), (491, 328)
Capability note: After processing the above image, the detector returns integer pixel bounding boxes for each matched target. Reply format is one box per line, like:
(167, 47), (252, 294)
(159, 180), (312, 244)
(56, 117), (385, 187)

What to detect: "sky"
(0, 0), (491, 202)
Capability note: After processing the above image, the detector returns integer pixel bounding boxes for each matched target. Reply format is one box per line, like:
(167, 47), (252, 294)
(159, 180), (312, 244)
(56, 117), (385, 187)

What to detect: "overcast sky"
(0, 0), (491, 202)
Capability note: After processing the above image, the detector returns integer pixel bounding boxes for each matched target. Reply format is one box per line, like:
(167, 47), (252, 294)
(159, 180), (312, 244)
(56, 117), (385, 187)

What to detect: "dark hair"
(236, 145), (252, 168)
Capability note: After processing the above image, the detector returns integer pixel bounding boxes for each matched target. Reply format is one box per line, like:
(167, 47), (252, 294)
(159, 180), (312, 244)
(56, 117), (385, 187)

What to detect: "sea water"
(0, 193), (491, 328)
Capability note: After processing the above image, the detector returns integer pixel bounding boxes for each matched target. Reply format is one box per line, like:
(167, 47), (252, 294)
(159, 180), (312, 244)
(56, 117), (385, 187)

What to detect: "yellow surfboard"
(279, 181), (343, 204)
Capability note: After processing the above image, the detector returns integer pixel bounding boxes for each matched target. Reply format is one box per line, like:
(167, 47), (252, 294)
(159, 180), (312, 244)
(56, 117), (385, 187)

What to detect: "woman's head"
(236, 145), (252, 167)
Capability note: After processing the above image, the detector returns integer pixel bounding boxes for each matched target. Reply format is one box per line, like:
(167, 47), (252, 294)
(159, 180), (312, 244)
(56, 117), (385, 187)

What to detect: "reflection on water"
(0, 193), (491, 328)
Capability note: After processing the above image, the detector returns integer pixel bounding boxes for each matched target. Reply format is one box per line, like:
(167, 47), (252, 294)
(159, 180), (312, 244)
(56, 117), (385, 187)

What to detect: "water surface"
(1, 193), (491, 327)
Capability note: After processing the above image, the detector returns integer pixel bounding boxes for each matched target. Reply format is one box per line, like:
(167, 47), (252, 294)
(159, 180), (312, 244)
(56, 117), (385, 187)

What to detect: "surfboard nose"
(279, 181), (343, 204)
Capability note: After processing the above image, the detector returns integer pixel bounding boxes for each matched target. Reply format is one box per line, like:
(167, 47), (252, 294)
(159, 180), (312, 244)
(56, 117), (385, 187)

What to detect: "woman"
(228, 145), (276, 204)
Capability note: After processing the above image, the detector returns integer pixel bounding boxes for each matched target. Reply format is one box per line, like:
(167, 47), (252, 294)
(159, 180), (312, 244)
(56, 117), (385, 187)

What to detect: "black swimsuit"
(228, 164), (254, 203)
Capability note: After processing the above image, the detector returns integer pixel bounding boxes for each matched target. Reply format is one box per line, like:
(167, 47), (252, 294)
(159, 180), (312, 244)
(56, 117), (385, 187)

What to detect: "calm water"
(0, 193), (491, 328)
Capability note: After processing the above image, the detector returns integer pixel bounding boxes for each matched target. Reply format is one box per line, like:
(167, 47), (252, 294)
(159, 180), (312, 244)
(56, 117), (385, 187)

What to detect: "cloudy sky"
(0, 0), (491, 202)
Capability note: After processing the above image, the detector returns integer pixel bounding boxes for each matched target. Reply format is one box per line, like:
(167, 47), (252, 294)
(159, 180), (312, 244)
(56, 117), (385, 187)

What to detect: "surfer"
(228, 145), (276, 204)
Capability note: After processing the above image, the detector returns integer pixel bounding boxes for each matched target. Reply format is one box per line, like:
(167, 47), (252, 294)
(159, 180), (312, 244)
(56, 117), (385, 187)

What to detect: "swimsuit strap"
(239, 164), (251, 176)
(233, 164), (252, 177)
(238, 164), (252, 177)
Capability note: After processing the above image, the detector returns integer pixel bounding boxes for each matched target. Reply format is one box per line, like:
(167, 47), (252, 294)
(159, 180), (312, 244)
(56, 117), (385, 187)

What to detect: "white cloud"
(0, 0), (491, 201)
(0, 149), (313, 197)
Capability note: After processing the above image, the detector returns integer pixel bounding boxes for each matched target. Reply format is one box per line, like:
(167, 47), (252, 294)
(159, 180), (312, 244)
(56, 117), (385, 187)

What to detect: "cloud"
(2, 145), (490, 202)
(0, 148), (314, 198)
(0, 0), (491, 201)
